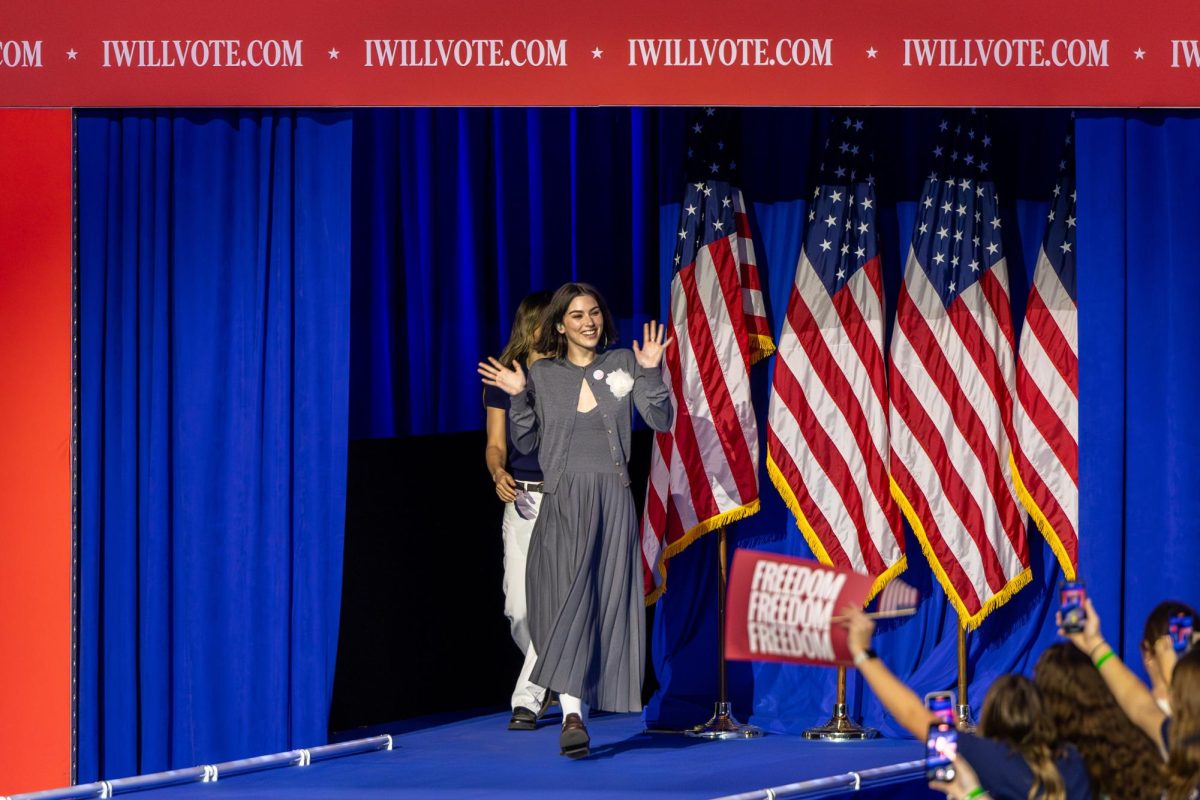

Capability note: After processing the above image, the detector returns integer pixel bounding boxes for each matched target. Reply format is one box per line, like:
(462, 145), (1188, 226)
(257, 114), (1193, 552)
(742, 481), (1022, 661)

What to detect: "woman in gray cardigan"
(478, 282), (674, 758)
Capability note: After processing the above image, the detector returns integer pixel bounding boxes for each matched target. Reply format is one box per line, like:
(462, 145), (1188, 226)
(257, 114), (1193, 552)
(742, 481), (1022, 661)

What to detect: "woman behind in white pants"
(484, 290), (553, 731)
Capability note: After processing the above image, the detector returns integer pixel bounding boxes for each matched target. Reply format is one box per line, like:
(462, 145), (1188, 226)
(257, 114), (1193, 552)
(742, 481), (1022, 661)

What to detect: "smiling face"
(558, 294), (605, 354)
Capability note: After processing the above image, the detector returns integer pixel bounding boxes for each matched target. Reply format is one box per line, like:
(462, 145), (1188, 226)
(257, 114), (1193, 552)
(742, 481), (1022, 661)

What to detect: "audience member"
(1060, 598), (1200, 800)
(1035, 642), (1167, 799)
(1142, 601), (1198, 716)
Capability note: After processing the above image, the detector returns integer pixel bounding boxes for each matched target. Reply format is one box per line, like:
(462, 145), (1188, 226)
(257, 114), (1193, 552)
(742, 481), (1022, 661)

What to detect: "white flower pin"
(605, 368), (634, 399)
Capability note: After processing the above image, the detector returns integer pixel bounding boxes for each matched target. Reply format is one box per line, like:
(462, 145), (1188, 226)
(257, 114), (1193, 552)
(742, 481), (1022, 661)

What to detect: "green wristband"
(1095, 650), (1115, 669)
(965, 788), (988, 800)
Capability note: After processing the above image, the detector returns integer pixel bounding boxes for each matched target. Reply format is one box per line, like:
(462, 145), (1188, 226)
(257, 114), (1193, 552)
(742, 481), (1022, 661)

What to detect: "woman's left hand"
(1153, 634), (1180, 683)
(633, 320), (674, 369)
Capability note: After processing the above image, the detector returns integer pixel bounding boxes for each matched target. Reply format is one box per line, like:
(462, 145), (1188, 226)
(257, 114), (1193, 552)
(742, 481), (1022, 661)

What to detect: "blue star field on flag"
(1043, 142), (1077, 302)
(804, 113), (879, 297)
(911, 114), (1004, 309)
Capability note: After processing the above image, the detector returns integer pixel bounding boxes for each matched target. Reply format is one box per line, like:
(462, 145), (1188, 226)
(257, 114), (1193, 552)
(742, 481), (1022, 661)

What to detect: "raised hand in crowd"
(837, 605), (939, 741)
(930, 753), (988, 800)
(1058, 598), (1167, 748)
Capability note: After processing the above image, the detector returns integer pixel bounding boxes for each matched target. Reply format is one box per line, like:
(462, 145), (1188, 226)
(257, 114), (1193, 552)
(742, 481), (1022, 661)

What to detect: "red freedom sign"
(725, 551), (875, 668)
(0, 0), (1198, 107)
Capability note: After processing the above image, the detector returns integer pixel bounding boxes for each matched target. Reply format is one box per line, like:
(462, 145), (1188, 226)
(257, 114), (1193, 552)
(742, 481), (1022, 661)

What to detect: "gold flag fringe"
(1008, 451), (1077, 581)
(890, 476), (1032, 631)
(766, 452), (909, 606)
(644, 498), (760, 606)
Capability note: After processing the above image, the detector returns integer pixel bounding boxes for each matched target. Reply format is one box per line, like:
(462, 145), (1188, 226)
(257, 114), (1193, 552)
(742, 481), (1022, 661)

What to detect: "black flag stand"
(685, 526), (763, 740)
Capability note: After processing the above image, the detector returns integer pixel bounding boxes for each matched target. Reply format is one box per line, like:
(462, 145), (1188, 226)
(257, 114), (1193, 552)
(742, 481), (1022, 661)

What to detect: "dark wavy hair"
(533, 282), (618, 359)
(1035, 642), (1167, 800)
(977, 674), (1066, 800)
(1167, 648), (1200, 800)
(1142, 599), (1198, 655)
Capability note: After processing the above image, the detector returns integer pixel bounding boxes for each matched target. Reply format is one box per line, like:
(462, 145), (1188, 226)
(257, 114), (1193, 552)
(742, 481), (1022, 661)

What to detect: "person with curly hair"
(1034, 642), (1166, 799)
(1061, 598), (1200, 800)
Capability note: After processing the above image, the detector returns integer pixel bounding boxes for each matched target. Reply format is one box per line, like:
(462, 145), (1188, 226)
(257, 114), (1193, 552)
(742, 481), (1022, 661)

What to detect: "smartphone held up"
(1059, 580), (1087, 634)
(925, 721), (958, 783)
(1169, 612), (1194, 654)
(924, 690), (956, 726)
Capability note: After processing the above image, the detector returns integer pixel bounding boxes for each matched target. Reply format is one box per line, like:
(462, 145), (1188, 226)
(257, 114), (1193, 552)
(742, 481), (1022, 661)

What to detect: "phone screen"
(1169, 614), (1194, 654)
(926, 721), (958, 783)
(925, 691), (956, 726)
(1060, 581), (1087, 634)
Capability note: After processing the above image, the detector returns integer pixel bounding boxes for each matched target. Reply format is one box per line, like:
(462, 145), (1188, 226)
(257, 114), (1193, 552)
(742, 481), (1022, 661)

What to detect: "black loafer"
(508, 706), (538, 731)
(559, 713), (590, 758)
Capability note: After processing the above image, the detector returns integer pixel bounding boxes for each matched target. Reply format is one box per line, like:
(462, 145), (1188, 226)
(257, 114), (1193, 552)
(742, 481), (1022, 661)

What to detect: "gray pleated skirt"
(526, 471), (644, 713)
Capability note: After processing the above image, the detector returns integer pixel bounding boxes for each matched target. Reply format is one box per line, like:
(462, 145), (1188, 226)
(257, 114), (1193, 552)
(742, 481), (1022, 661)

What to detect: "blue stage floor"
(89, 711), (935, 799)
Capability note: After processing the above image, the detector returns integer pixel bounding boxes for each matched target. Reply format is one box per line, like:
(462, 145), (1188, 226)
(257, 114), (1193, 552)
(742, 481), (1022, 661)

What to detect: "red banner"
(0, 0), (1197, 107)
(0, 109), (73, 795)
(725, 551), (874, 668)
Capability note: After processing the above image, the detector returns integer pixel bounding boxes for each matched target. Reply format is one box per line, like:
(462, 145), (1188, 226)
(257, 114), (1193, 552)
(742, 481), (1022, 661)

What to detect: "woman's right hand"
(1058, 597), (1105, 655)
(838, 605), (876, 658)
(492, 468), (518, 503)
(930, 753), (986, 800)
(478, 357), (526, 396)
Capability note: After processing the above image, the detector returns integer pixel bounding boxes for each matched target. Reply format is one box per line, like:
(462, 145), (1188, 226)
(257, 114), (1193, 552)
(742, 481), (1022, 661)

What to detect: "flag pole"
(803, 666), (878, 740)
(686, 526), (763, 740)
(955, 624), (976, 730)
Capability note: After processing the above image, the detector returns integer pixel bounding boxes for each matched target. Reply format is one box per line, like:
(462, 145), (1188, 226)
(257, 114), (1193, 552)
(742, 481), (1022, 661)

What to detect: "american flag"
(641, 109), (773, 602)
(888, 117), (1031, 630)
(765, 115), (905, 600)
(1012, 134), (1078, 579)
(875, 578), (920, 617)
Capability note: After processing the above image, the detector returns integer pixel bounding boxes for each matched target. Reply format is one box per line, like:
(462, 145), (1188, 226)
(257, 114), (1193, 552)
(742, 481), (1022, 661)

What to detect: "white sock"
(559, 693), (589, 723)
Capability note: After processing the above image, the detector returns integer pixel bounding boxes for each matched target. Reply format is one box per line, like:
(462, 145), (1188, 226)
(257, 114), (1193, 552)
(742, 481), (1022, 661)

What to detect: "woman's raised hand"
(836, 605), (876, 658)
(1058, 597), (1104, 655)
(478, 357), (526, 396)
(633, 320), (674, 369)
(929, 752), (985, 800)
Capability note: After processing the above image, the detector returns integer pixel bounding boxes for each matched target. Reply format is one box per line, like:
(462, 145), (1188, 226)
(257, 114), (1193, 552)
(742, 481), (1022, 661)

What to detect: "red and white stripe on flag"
(642, 182), (770, 603)
(765, 181), (905, 600)
(888, 175), (1030, 630)
(1012, 170), (1079, 579)
(735, 190), (775, 366)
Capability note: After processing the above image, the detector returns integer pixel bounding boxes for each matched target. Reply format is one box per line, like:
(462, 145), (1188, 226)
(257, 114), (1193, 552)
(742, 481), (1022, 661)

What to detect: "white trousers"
(501, 490), (547, 711)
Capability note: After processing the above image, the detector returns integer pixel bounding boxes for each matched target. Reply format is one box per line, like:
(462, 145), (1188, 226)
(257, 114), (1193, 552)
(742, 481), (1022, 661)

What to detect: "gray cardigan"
(508, 348), (674, 494)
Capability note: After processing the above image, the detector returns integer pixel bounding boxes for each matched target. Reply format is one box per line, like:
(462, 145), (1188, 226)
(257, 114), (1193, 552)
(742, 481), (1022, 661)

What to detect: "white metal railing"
(2, 735), (394, 800)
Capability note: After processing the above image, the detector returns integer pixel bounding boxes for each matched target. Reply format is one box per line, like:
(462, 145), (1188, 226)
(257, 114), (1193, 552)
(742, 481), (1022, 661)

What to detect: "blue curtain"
(77, 110), (352, 780)
(1076, 112), (1200, 663)
(349, 108), (662, 438)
